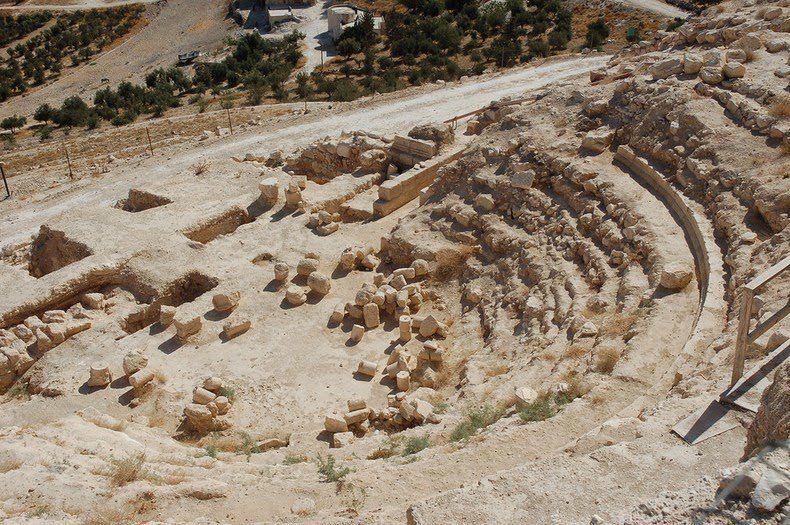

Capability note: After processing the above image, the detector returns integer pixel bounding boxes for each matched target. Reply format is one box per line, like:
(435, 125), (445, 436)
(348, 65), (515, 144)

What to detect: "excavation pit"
(120, 272), (218, 334)
(181, 207), (254, 244)
(115, 189), (173, 213)
(27, 226), (93, 278)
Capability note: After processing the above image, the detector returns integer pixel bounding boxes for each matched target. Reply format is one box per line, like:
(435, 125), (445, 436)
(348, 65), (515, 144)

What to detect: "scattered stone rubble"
(1, 299), (93, 393)
(183, 376), (233, 433)
(321, 259), (447, 445)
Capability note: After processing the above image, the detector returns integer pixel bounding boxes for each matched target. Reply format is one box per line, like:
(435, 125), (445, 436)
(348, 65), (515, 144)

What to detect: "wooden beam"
(732, 287), (754, 386)
(745, 256), (790, 292)
(748, 299), (790, 344)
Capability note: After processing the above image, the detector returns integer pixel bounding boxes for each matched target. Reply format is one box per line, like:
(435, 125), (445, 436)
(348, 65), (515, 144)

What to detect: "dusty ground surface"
(0, 0), (789, 524)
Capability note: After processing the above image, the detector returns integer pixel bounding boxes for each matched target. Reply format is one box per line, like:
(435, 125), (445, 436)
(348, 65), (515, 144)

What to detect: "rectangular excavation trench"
(114, 189), (173, 213)
(181, 207), (254, 244)
(121, 271), (219, 334)
(27, 226), (93, 278)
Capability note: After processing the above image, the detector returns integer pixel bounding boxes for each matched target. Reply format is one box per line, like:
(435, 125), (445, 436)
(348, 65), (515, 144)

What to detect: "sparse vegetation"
(304, 0), (574, 103)
(402, 434), (431, 455)
(198, 431), (261, 458)
(109, 452), (145, 487)
(0, 115), (26, 133)
(518, 395), (556, 422)
(519, 378), (590, 423)
(768, 95), (790, 118)
(367, 445), (398, 460)
(0, 7), (144, 103)
(0, 12), (53, 48)
(283, 454), (309, 465)
(595, 346), (621, 374)
(0, 457), (23, 473)
(193, 160), (209, 175)
(315, 454), (351, 482)
(600, 312), (639, 339)
(584, 17), (610, 50)
(35, 30), (303, 130)
(450, 404), (505, 442)
(217, 385), (236, 402)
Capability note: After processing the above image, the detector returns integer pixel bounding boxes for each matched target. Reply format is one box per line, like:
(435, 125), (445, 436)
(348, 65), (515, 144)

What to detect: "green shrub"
(518, 396), (556, 422)
(402, 434), (431, 456)
(0, 114), (26, 133)
(585, 17), (610, 49)
(315, 454), (351, 482)
(450, 404), (504, 442)
(217, 386), (235, 402)
(283, 454), (309, 465)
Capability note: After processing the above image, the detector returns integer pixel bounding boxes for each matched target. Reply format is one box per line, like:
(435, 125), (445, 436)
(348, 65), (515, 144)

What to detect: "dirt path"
(0, 54), (610, 244)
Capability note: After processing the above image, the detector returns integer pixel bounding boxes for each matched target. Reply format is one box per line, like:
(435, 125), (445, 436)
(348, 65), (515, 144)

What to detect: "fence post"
(146, 127), (153, 156)
(226, 108), (233, 135)
(731, 286), (754, 386)
(0, 162), (9, 198)
(64, 143), (73, 179)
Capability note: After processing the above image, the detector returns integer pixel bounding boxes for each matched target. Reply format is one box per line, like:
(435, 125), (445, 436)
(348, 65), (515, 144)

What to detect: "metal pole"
(320, 48), (324, 69)
(0, 163), (9, 198)
(226, 108), (233, 135)
(146, 127), (153, 156)
(64, 143), (73, 179)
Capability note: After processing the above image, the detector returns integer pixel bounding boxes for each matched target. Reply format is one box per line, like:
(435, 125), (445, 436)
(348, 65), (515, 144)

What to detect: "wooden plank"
(748, 299), (790, 344)
(672, 400), (739, 445)
(745, 256), (790, 292)
(732, 287), (754, 386)
(722, 340), (790, 412)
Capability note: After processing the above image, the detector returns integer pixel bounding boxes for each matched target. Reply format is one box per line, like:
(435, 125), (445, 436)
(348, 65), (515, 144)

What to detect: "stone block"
(357, 360), (376, 377)
(88, 363), (112, 388)
(213, 291), (240, 313)
(324, 413), (348, 433)
(363, 303), (380, 328)
(223, 317), (251, 339)
(123, 350), (148, 376)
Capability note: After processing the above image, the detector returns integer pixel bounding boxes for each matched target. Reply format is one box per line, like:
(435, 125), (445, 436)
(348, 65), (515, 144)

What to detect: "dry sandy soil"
(0, 0), (788, 523)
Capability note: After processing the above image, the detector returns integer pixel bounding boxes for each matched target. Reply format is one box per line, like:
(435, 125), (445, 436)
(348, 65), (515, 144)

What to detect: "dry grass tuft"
(485, 363), (510, 377)
(109, 453), (145, 487)
(564, 344), (590, 359)
(199, 431), (260, 457)
(153, 370), (168, 384)
(432, 246), (475, 282)
(595, 346), (621, 374)
(0, 457), (23, 473)
(193, 160), (209, 175)
(599, 312), (639, 338)
(768, 95), (790, 118)
(588, 390), (609, 407)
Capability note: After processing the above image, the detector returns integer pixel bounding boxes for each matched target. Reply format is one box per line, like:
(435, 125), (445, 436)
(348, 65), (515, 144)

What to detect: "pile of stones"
(335, 259), (434, 345)
(323, 395), (439, 447)
(183, 376), (234, 433)
(274, 254), (332, 306)
(307, 210), (341, 236)
(1, 296), (96, 392)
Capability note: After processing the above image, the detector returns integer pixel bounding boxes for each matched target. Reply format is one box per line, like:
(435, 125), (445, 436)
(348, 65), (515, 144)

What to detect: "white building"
(327, 4), (384, 41)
